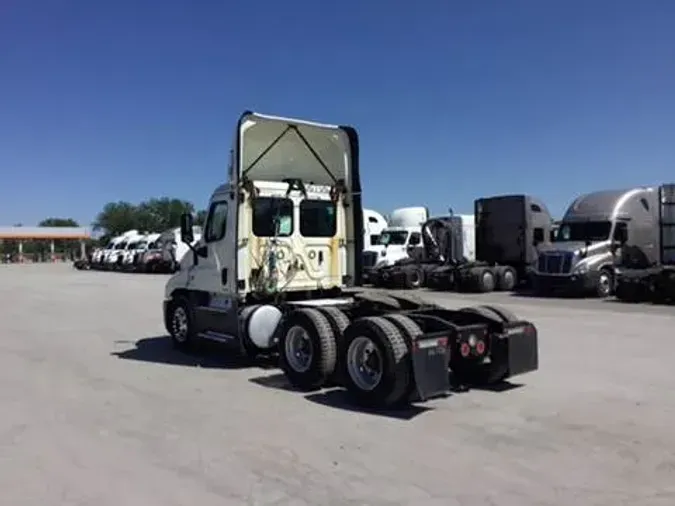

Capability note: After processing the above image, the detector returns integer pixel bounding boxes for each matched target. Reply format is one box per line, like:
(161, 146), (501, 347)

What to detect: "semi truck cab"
(164, 111), (362, 343)
(534, 188), (655, 297)
(162, 111), (539, 409)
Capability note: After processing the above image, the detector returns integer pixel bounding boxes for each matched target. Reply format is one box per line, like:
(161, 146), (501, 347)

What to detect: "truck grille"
(363, 251), (378, 268)
(538, 252), (572, 274)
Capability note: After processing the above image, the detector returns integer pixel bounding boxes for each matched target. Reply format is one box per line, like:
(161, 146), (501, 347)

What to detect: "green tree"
(136, 198), (195, 232)
(93, 201), (141, 237)
(196, 209), (208, 227)
(93, 198), (196, 239)
(38, 218), (79, 227)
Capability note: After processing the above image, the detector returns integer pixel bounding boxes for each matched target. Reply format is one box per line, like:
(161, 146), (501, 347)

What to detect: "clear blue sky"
(1, 0), (674, 227)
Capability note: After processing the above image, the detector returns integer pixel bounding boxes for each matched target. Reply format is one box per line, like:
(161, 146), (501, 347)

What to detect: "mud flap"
(503, 321), (539, 377)
(410, 331), (451, 401)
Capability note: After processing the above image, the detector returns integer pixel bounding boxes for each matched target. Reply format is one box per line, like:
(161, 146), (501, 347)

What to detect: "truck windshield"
(555, 221), (611, 242)
(253, 197), (294, 237)
(378, 231), (409, 246)
(300, 200), (336, 237)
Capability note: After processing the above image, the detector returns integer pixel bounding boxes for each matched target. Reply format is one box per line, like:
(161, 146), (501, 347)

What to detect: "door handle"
(221, 268), (228, 285)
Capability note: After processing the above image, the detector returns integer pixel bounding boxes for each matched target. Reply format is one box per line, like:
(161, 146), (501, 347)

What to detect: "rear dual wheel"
(342, 315), (421, 408)
(495, 266), (517, 291)
(278, 308), (337, 391)
(279, 308), (423, 408)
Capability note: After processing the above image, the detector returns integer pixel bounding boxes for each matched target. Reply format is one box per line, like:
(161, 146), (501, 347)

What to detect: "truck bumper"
(534, 272), (598, 295)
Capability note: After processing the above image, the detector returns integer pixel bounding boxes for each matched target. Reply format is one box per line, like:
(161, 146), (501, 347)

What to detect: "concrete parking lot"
(1, 263), (674, 506)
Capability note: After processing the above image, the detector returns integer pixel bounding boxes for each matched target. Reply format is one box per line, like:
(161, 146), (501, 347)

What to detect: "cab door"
(189, 196), (239, 339)
(298, 198), (343, 288)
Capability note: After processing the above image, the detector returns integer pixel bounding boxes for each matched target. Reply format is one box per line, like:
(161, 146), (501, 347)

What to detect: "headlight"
(573, 264), (589, 274)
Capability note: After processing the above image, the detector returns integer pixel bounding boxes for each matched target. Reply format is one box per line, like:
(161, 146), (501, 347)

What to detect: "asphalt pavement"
(1, 263), (674, 506)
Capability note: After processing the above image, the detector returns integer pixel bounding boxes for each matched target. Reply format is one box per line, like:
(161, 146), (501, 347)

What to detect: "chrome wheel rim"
(172, 306), (189, 342)
(285, 326), (313, 373)
(599, 273), (611, 296)
(347, 336), (383, 391)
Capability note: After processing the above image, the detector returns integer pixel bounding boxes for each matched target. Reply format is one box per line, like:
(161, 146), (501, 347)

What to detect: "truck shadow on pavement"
(250, 373), (522, 419)
(250, 373), (431, 420)
(111, 336), (278, 370)
(508, 290), (584, 300)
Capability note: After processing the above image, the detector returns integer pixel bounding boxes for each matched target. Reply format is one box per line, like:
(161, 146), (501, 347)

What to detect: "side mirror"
(180, 213), (195, 244)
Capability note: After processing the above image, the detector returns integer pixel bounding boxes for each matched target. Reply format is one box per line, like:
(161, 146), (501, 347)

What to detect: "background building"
(0, 226), (91, 263)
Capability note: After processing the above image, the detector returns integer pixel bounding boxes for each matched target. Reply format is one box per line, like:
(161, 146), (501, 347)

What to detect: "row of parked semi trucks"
(78, 184), (675, 305)
(74, 226), (203, 273)
(364, 185), (675, 303)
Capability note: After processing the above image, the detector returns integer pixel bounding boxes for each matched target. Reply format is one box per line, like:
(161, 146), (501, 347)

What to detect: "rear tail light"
(458, 328), (489, 359)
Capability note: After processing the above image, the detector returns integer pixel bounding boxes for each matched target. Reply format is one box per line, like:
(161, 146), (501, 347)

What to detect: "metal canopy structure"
(0, 226), (91, 240)
(0, 227), (91, 262)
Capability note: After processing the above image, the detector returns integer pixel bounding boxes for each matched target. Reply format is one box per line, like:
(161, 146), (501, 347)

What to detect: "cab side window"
(205, 201), (228, 243)
(533, 228), (545, 244)
(613, 222), (628, 242)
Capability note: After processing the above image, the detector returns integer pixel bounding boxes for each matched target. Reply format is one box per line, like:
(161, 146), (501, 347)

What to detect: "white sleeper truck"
(162, 111), (539, 408)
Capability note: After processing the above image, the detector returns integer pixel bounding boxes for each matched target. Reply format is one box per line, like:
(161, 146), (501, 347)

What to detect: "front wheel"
(596, 269), (614, 298)
(405, 267), (424, 289)
(167, 298), (197, 351)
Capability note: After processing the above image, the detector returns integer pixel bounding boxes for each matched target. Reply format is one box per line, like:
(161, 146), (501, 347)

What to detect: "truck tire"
(404, 267), (424, 289)
(496, 266), (517, 291)
(596, 268), (614, 298)
(317, 307), (350, 336)
(341, 316), (411, 408)
(278, 308), (337, 391)
(379, 270), (395, 288)
(470, 268), (495, 293)
(459, 305), (503, 324)
(317, 306), (351, 384)
(167, 297), (198, 351)
(383, 314), (423, 400)
(477, 304), (518, 323)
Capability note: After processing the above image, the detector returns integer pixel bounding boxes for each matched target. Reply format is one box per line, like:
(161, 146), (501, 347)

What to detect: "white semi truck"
(362, 207), (427, 282)
(363, 208), (388, 250)
(122, 233), (161, 271)
(162, 111), (539, 408)
(106, 231), (144, 270)
(91, 230), (140, 270)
